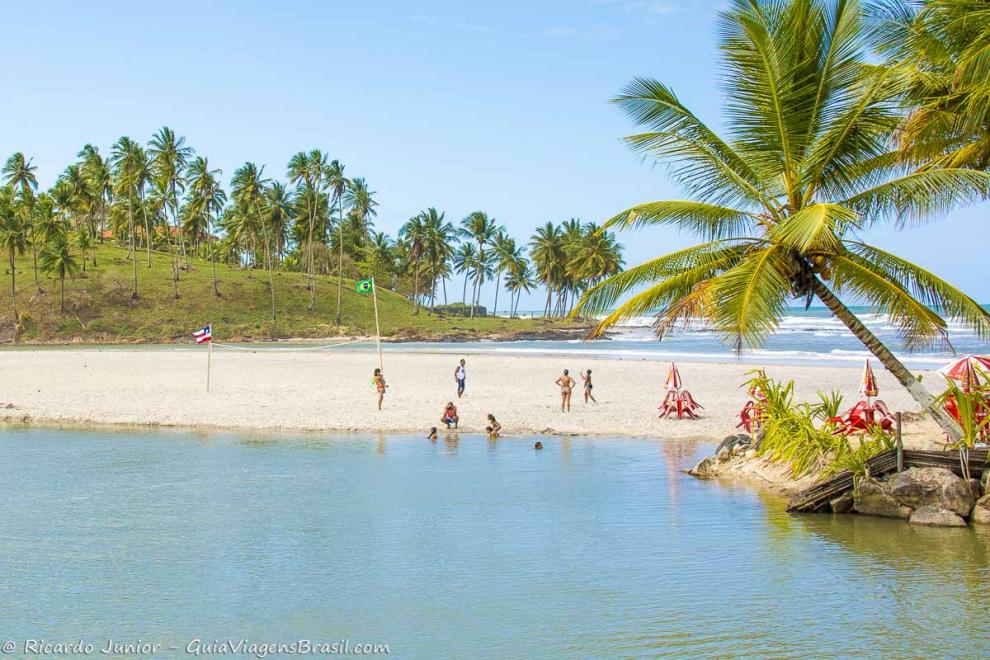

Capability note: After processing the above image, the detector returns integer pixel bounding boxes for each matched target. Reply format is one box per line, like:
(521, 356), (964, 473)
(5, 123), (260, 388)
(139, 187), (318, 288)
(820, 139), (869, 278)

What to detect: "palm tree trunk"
(31, 239), (39, 290)
(493, 272), (501, 317)
(544, 286), (552, 317)
(334, 204), (344, 325)
(9, 248), (18, 324)
(59, 274), (65, 313)
(307, 207), (316, 311)
(129, 203), (138, 300)
(811, 276), (961, 441)
(413, 261), (421, 314)
(442, 276), (448, 306)
(163, 213), (180, 299)
(140, 191), (152, 268)
(208, 220), (220, 297)
(462, 272), (468, 304)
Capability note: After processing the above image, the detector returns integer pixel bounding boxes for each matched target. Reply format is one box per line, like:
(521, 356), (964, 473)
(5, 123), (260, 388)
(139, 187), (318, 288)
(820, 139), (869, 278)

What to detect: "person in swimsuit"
(454, 359), (466, 398)
(441, 401), (460, 429)
(373, 368), (388, 410)
(555, 369), (575, 412)
(486, 413), (502, 438)
(581, 369), (597, 404)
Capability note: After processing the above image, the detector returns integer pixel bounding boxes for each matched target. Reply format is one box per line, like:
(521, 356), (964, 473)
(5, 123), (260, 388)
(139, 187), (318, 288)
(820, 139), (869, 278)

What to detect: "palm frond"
(842, 167), (990, 227)
(709, 246), (793, 350)
(602, 200), (760, 240)
(845, 240), (990, 339)
(831, 253), (950, 349)
(769, 203), (859, 253)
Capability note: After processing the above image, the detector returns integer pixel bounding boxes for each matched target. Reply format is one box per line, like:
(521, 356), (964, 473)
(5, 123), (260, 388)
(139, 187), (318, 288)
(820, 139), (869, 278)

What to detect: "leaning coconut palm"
(325, 160), (350, 325)
(872, 0), (990, 171)
(492, 231), (522, 317)
(573, 0), (990, 441)
(505, 257), (535, 318)
(40, 234), (80, 313)
(78, 145), (111, 247)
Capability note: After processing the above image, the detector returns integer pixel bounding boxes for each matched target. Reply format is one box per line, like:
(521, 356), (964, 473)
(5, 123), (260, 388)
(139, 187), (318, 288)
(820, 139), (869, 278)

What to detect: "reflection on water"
(1, 428), (989, 658)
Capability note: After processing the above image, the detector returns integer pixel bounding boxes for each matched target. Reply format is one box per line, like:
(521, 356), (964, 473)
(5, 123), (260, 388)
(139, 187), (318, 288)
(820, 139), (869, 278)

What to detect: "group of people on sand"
(373, 358), (597, 435)
(554, 368), (596, 412)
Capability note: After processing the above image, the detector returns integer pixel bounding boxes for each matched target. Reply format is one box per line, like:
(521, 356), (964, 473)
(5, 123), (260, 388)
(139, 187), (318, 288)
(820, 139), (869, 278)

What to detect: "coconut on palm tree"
(574, 0), (990, 441)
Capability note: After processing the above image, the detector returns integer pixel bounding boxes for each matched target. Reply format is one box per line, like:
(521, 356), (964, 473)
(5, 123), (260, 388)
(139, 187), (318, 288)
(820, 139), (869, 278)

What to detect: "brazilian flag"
(356, 278), (374, 295)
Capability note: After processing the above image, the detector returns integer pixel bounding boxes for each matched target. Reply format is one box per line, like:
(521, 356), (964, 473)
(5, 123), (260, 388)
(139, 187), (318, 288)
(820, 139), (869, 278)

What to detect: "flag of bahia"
(193, 325), (212, 344)
(356, 279), (373, 294)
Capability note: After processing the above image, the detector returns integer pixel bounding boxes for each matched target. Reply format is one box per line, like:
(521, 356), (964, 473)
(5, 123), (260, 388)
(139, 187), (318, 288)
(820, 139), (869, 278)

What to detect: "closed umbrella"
(859, 359), (879, 401)
(664, 362), (682, 392)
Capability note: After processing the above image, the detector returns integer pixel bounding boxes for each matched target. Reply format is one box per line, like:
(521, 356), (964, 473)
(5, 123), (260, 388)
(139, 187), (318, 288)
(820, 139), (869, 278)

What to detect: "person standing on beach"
(373, 368), (388, 410)
(581, 369), (597, 404)
(555, 369), (575, 412)
(454, 359), (467, 398)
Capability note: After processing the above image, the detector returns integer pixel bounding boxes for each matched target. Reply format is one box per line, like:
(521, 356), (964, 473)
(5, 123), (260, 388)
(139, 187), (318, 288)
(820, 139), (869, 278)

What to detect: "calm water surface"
(2, 429), (989, 658)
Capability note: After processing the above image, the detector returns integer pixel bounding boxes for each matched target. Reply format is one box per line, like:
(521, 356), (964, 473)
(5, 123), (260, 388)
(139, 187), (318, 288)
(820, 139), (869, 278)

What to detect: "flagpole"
(207, 323), (213, 393)
(371, 278), (383, 372)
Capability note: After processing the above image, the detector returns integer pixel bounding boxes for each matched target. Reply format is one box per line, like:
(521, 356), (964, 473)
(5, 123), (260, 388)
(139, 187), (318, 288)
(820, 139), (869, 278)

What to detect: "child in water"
(486, 414), (502, 438)
(373, 368), (388, 410)
(427, 427), (438, 441)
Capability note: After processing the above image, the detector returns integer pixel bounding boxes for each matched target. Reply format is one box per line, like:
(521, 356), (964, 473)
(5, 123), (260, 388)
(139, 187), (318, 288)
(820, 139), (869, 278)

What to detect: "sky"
(2, 0), (987, 310)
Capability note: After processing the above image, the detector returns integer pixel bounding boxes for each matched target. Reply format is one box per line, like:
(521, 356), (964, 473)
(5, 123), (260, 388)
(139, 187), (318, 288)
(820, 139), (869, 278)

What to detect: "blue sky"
(2, 0), (987, 309)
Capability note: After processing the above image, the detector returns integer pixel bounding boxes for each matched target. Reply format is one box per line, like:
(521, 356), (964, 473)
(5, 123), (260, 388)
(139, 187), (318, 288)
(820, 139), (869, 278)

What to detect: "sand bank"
(0, 347), (944, 443)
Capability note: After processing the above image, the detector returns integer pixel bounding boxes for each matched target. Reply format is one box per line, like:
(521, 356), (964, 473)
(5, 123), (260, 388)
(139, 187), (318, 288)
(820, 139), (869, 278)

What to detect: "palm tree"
(529, 222), (565, 317)
(573, 0), (990, 440)
(288, 150), (328, 310)
(492, 231), (521, 317)
(40, 234), (80, 313)
(74, 226), (92, 272)
(78, 145), (111, 247)
(231, 163), (276, 320)
(458, 211), (499, 317)
(0, 186), (27, 327)
(505, 257), (536, 317)
(453, 242), (477, 306)
(399, 212), (429, 313)
(149, 127), (194, 294)
(873, 0), (990, 171)
(186, 157), (226, 297)
(422, 207), (456, 312)
(264, 182), (294, 268)
(567, 222), (623, 315)
(109, 137), (143, 299)
(326, 160), (350, 325)
(2, 153), (40, 290)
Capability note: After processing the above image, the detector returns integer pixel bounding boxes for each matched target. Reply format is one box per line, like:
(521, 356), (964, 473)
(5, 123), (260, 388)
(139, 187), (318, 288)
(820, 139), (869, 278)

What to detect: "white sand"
(0, 347), (943, 443)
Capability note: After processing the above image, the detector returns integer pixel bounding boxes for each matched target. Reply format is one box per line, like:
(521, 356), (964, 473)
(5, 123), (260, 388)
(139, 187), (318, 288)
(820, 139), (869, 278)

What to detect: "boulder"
(689, 456), (716, 479)
(716, 434), (751, 455)
(888, 467), (975, 517)
(909, 505), (967, 527)
(829, 491), (854, 514)
(716, 448), (732, 463)
(853, 478), (912, 519)
(971, 494), (990, 525)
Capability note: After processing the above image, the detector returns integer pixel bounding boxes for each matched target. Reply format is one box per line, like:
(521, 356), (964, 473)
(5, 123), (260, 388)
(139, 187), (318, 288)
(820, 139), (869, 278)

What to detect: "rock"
(971, 494), (990, 525)
(853, 478), (912, 519)
(909, 505), (967, 527)
(752, 429), (765, 452)
(982, 470), (989, 497)
(716, 448), (732, 463)
(731, 443), (751, 458)
(829, 491), (854, 514)
(888, 468), (975, 517)
(715, 433), (751, 455)
(689, 456), (716, 479)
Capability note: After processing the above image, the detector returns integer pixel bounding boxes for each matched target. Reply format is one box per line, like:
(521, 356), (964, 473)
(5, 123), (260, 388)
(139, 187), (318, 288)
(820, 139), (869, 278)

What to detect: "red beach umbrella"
(859, 359), (879, 400)
(937, 355), (990, 387)
(664, 362), (682, 391)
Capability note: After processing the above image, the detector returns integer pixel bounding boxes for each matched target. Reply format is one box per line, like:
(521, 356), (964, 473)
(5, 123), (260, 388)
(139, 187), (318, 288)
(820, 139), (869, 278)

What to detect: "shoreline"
(0, 346), (942, 443)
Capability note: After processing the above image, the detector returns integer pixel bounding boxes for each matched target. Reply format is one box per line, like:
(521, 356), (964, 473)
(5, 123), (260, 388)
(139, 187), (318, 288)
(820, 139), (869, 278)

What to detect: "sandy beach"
(0, 347), (942, 443)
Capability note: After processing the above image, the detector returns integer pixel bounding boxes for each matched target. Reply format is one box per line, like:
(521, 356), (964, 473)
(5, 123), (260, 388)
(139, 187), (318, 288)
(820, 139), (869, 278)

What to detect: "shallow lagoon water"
(2, 428), (989, 658)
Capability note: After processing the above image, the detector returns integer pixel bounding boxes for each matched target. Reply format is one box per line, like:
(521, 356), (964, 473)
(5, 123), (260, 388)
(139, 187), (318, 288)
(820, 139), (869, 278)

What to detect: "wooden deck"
(786, 448), (989, 513)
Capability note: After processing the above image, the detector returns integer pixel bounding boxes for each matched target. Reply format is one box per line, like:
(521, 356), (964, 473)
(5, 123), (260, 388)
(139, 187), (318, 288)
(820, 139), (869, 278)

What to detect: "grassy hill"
(0, 244), (585, 343)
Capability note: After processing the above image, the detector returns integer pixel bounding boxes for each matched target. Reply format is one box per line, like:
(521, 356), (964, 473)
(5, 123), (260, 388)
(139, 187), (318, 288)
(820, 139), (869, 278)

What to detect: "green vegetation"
(0, 243), (585, 343)
(575, 0), (990, 442)
(747, 371), (894, 479)
(0, 130), (622, 342)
